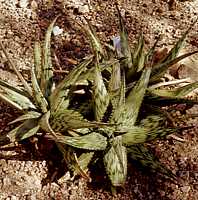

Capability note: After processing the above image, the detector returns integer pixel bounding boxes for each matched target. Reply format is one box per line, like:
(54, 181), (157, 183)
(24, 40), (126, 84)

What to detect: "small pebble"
(19, 0), (29, 8)
(53, 26), (63, 36)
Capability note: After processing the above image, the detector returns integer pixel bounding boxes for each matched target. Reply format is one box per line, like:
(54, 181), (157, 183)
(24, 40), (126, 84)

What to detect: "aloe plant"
(55, 10), (198, 189)
(0, 8), (198, 193)
(0, 17), (105, 178)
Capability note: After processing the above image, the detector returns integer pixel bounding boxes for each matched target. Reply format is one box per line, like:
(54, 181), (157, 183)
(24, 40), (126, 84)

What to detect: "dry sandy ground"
(0, 0), (198, 199)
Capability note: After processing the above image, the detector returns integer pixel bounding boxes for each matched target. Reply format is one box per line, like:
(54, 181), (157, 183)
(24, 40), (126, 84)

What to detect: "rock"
(19, 0), (29, 8)
(78, 5), (89, 13)
(53, 26), (63, 36)
(167, 49), (198, 81)
(31, 0), (38, 11)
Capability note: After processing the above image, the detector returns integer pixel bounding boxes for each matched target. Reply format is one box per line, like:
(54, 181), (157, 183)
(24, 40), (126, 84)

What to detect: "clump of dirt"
(0, 0), (198, 199)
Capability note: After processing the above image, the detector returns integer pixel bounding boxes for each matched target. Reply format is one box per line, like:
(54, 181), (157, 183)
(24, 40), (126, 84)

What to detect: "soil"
(0, 0), (198, 199)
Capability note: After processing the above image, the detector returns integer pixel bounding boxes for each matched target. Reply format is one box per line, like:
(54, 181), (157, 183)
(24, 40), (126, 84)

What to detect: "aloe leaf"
(122, 126), (177, 144)
(160, 20), (196, 65)
(139, 115), (164, 128)
(9, 111), (41, 124)
(121, 127), (177, 146)
(116, 5), (133, 70)
(108, 62), (121, 95)
(150, 50), (198, 83)
(132, 33), (145, 73)
(0, 79), (30, 98)
(7, 119), (40, 142)
(51, 109), (109, 132)
(50, 56), (93, 112)
(41, 112), (92, 180)
(34, 41), (42, 82)
(0, 84), (36, 110)
(145, 93), (198, 106)
(60, 146), (91, 180)
(77, 58), (117, 82)
(119, 114), (178, 145)
(113, 66), (151, 128)
(110, 71), (126, 125)
(148, 81), (198, 98)
(108, 62), (126, 112)
(41, 16), (58, 97)
(93, 64), (110, 121)
(31, 60), (48, 113)
(52, 132), (107, 150)
(121, 126), (147, 145)
(39, 111), (91, 180)
(74, 152), (94, 176)
(138, 115), (178, 140)
(125, 67), (151, 123)
(127, 144), (176, 179)
(145, 35), (162, 64)
(79, 18), (105, 57)
(0, 92), (24, 110)
(137, 50), (145, 72)
(0, 41), (32, 96)
(104, 136), (127, 186)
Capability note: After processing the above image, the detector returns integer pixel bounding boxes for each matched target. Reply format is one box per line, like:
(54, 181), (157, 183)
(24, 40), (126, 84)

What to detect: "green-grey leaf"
(150, 50), (198, 83)
(31, 60), (48, 113)
(104, 136), (127, 186)
(34, 41), (42, 82)
(139, 115), (178, 140)
(9, 111), (41, 124)
(121, 126), (148, 145)
(77, 58), (117, 83)
(59, 145), (91, 180)
(108, 62), (121, 93)
(50, 56), (93, 112)
(0, 79), (30, 98)
(112, 66), (151, 128)
(120, 115), (177, 145)
(132, 33), (145, 72)
(110, 71), (126, 123)
(51, 109), (109, 132)
(39, 111), (91, 181)
(160, 21), (196, 64)
(52, 132), (107, 150)
(109, 62), (126, 115)
(93, 65), (110, 121)
(0, 41), (32, 96)
(0, 84), (36, 110)
(145, 93), (198, 106)
(117, 5), (133, 70)
(74, 152), (94, 176)
(127, 144), (176, 179)
(80, 19), (105, 57)
(7, 119), (40, 142)
(41, 16), (58, 97)
(148, 81), (198, 98)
